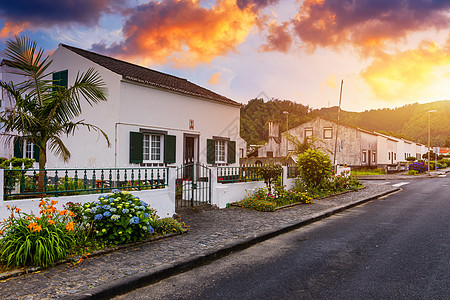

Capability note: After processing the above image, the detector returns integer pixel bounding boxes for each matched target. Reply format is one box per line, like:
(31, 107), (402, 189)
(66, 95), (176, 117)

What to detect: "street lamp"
(283, 111), (289, 158)
(427, 110), (437, 176)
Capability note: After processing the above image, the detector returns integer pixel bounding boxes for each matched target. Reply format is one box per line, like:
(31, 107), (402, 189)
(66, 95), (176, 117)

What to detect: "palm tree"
(284, 133), (331, 160)
(0, 36), (110, 191)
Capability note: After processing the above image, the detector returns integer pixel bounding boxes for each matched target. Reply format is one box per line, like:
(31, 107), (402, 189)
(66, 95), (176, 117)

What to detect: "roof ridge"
(59, 43), (240, 106)
(59, 43), (189, 82)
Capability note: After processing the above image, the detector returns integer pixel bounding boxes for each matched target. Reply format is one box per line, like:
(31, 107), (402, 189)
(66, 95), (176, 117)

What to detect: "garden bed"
(0, 229), (187, 281)
(0, 190), (188, 276)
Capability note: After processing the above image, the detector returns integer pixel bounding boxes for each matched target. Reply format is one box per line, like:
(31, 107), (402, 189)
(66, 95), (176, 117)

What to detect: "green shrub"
(406, 156), (417, 162)
(81, 190), (158, 245)
(0, 199), (77, 268)
(258, 164), (282, 192)
(297, 149), (332, 188)
(1, 157), (35, 188)
(408, 169), (419, 175)
(240, 198), (276, 212)
(153, 218), (185, 235)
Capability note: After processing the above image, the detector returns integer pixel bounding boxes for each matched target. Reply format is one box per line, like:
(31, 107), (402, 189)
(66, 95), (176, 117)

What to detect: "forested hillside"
(240, 99), (450, 147)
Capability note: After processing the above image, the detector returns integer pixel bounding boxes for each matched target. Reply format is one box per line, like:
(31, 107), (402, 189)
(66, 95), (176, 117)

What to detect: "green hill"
(240, 99), (450, 147)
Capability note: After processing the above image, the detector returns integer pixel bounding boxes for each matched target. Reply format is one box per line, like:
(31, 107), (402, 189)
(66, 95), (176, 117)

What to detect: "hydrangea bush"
(409, 162), (427, 173)
(82, 189), (158, 245)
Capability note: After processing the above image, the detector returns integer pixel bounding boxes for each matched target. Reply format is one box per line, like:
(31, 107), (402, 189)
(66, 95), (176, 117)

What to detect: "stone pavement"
(0, 183), (402, 299)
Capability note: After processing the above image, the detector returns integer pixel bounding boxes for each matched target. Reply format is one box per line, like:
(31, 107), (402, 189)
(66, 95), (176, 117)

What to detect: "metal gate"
(175, 163), (211, 208)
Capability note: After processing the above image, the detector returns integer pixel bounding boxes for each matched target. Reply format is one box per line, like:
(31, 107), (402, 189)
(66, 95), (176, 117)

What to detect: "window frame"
(362, 150), (367, 163)
(143, 133), (164, 163)
(305, 128), (313, 140)
(323, 127), (333, 139)
(215, 139), (227, 163)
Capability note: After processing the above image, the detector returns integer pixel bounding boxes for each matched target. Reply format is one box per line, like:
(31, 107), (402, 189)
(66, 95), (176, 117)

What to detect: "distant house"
(0, 44), (246, 168)
(257, 117), (428, 169)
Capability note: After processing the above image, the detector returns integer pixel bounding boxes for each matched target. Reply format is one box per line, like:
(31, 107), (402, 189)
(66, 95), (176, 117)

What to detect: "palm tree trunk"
(38, 146), (46, 193)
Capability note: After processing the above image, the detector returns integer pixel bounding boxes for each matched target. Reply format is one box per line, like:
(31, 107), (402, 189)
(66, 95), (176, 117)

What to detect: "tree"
(444, 136), (450, 148)
(0, 36), (110, 191)
(297, 149), (332, 189)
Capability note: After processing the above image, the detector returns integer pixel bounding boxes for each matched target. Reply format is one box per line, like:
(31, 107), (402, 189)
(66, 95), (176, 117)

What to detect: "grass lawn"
(352, 168), (386, 176)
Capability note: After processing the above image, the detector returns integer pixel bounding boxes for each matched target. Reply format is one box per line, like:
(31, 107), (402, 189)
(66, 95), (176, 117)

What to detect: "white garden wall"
(0, 169), (176, 221)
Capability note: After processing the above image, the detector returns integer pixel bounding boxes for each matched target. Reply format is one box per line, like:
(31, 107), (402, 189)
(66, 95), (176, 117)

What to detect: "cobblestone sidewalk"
(0, 183), (399, 300)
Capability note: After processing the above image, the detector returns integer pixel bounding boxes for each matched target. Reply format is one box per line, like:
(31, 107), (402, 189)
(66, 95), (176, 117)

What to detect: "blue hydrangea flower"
(103, 205), (111, 210)
(111, 189), (121, 194)
(140, 201), (148, 207)
(94, 201), (100, 206)
(90, 207), (97, 214)
(130, 216), (140, 224)
(111, 214), (120, 221)
(144, 213), (149, 218)
(98, 195), (106, 199)
(110, 207), (117, 212)
(94, 214), (103, 220)
(148, 226), (155, 234)
(103, 211), (111, 217)
(122, 208), (129, 214)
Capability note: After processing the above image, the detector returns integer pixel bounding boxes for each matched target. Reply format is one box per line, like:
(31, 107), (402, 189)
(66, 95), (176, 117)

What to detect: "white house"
(375, 132), (399, 166)
(257, 117), (428, 169)
(1, 44), (246, 169)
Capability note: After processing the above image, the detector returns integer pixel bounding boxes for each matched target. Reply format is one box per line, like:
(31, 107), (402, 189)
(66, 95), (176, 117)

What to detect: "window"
(129, 131), (176, 164)
(52, 70), (68, 90)
(323, 127), (332, 139)
(305, 128), (313, 139)
(207, 139), (236, 164)
(388, 152), (390, 160)
(372, 151), (376, 163)
(13, 137), (39, 161)
(215, 140), (226, 163)
(25, 140), (33, 159)
(394, 153), (396, 160)
(266, 151), (273, 158)
(143, 134), (162, 162)
(362, 151), (367, 163)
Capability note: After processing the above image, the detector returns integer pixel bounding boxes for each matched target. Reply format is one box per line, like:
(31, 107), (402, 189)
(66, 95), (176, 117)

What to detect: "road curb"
(68, 187), (401, 300)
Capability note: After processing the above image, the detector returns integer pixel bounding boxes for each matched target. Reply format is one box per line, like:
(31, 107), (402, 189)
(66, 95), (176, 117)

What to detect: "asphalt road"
(114, 175), (449, 300)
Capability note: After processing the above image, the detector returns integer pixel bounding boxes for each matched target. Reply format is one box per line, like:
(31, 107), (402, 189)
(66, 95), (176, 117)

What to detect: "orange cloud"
(208, 72), (222, 85)
(292, 0), (450, 52)
(0, 22), (29, 38)
(361, 39), (450, 102)
(260, 20), (292, 52)
(93, 0), (258, 67)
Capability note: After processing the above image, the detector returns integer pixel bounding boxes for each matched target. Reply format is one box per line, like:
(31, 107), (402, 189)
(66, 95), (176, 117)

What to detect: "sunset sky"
(1, 0), (449, 112)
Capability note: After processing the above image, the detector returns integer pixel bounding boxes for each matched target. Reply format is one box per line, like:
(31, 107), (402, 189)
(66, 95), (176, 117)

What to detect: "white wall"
(45, 46), (244, 169)
(118, 80), (242, 167)
(0, 168), (176, 220)
(45, 46), (122, 168)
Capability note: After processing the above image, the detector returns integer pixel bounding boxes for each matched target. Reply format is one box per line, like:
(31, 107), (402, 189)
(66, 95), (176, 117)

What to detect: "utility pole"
(333, 80), (343, 168)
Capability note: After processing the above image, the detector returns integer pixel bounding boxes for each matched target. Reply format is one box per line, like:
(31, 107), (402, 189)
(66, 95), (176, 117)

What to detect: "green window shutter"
(13, 137), (24, 158)
(227, 141), (236, 164)
(207, 139), (215, 164)
(33, 143), (40, 162)
(52, 70), (68, 90)
(129, 131), (143, 163)
(164, 135), (176, 163)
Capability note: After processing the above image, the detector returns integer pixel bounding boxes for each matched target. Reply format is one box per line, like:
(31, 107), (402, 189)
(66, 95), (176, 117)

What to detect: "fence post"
(282, 166), (288, 187)
(209, 166), (218, 207)
(167, 167), (176, 214)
